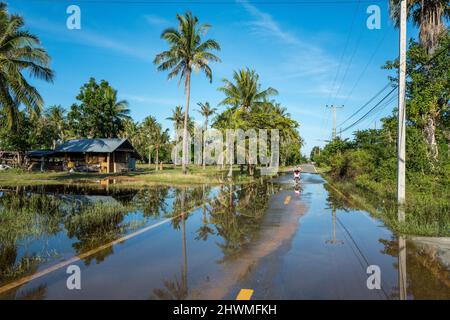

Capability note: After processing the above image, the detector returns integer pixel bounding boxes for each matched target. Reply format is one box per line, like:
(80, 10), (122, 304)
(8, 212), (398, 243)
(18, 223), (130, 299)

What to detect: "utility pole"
(398, 0), (407, 221)
(326, 105), (344, 140)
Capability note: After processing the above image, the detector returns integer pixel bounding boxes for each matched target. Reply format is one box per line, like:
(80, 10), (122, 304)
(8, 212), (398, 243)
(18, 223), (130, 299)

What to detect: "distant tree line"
(0, 4), (304, 172)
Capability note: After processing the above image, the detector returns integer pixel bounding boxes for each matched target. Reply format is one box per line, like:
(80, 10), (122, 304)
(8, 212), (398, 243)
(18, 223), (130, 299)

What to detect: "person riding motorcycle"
(293, 166), (301, 183)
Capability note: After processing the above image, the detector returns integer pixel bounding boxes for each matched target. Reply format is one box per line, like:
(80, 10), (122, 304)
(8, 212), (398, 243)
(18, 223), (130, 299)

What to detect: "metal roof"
(55, 138), (129, 153)
(26, 150), (57, 157)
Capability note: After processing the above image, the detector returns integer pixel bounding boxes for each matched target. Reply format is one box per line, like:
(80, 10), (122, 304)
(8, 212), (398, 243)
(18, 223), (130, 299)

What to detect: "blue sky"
(9, 0), (419, 155)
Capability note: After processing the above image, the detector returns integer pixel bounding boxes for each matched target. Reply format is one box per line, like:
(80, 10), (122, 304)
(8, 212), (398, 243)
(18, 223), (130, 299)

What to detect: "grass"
(322, 172), (450, 237)
(0, 164), (292, 188)
(314, 165), (331, 174)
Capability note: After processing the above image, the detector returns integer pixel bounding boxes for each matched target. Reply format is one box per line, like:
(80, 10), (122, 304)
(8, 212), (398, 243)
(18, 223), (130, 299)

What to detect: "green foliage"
(153, 11), (221, 173)
(319, 34), (450, 236)
(68, 78), (130, 138)
(0, 3), (54, 130)
(120, 116), (171, 164)
(213, 69), (303, 169)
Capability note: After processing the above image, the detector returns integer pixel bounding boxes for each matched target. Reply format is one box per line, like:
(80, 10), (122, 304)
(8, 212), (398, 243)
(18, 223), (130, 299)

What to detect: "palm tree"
(0, 3), (54, 130)
(104, 87), (131, 138)
(154, 11), (221, 174)
(153, 127), (170, 170)
(142, 116), (159, 165)
(45, 105), (66, 148)
(218, 68), (278, 112)
(167, 105), (185, 131)
(218, 68), (278, 175)
(197, 102), (217, 169)
(167, 106), (185, 166)
(389, 0), (449, 160)
(389, 0), (449, 54)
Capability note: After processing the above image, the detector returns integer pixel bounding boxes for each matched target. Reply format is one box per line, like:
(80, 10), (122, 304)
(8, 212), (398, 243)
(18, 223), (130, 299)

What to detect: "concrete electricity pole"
(326, 105), (344, 140)
(397, 0), (407, 221)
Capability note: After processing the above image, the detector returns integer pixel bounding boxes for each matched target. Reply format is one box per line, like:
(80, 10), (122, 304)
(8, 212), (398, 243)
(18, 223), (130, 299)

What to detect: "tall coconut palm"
(142, 116), (159, 165)
(218, 68), (278, 112)
(389, 0), (449, 54)
(104, 87), (131, 138)
(218, 68), (278, 175)
(121, 118), (145, 159)
(167, 105), (185, 131)
(0, 3), (54, 130)
(167, 105), (197, 166)
(45, 105), (66, 148)
(153, 126), (170, 171)
(197, 102), (217, 169)
(154, 11), (221, 174)
(389, 0), (449, 160)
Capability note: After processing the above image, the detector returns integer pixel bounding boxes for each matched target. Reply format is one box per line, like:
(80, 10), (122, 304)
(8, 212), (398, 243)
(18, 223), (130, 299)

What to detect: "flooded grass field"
(0, 174), (448, 299)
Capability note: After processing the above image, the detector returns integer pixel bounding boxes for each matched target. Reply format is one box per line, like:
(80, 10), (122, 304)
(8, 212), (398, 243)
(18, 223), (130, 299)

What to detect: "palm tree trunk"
(155, 146), (159, 171)
(148, 146), (152, 166)
(203, 117), (208, 170)
(182, 71), (191, 174)
(424, 114), (439, 161)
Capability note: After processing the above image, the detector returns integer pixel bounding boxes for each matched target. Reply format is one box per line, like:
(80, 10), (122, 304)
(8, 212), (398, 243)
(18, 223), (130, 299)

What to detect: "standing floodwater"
(0, 174), (448, 299)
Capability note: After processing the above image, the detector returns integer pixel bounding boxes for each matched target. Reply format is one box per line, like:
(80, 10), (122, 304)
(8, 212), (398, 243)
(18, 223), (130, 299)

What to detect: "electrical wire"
(341, 30), (389, 107)
(325, 0), (361, 106)
(337, 83), (391, 128)
(340, 86), (397, 133)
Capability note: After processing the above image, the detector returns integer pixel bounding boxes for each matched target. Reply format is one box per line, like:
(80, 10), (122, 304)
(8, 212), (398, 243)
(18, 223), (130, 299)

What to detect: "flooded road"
(0, 173), (449, 299)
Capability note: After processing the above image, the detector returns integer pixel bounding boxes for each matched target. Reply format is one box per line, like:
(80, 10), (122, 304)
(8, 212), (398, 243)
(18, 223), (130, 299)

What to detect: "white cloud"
(237, 0), (338, 89)
(27, 16), (151, 61)
(144, 14), (171, 28)
(122, 94), (179, 107)
(238, 0), (300, 45)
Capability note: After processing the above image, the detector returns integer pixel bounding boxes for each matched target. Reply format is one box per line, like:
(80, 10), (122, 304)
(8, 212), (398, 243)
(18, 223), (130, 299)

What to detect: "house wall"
(112, 151), (131, 173)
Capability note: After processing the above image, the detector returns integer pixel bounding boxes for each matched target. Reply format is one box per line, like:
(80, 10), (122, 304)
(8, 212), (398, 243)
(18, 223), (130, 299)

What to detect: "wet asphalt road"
(1, 169), (449, 299)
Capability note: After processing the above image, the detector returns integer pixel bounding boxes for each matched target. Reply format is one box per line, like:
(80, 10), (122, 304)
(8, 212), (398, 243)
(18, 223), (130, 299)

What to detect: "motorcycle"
(293, 170), (301, 184)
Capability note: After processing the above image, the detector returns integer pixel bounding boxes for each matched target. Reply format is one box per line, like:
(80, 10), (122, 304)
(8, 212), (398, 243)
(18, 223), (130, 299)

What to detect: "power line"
(325, 0), (361, 106)
(331, 2), (364, 105)
(337, 83), (391, 128)
(340, 86), (397, 133)
(338, 42), (449, 133)
(341, 30), (389, 107)
(358, 91), (397, 128)
(335, 215), (389, 299)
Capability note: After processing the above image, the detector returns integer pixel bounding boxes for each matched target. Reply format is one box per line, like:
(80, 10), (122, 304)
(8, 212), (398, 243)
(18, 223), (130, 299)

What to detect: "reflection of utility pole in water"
(398, 236), (407, 300)
(326, 207), (343, 245)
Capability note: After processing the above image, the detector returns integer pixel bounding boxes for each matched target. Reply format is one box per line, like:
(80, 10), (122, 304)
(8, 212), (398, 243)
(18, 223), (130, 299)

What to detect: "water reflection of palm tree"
(181, 187), (188, 297)
(208, 182), (274, 261)
(133, 187), (169, 217)
(152, 187), (190, 300)
(195, 185), (215, 241)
